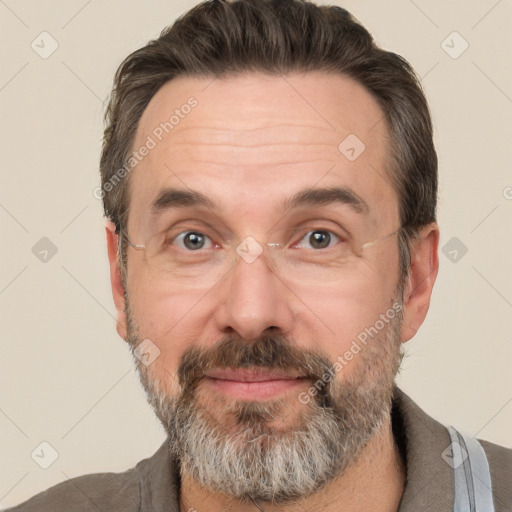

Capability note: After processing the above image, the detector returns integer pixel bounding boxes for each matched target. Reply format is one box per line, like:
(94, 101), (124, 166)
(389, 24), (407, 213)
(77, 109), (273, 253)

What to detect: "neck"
(179, 420), (406, 512)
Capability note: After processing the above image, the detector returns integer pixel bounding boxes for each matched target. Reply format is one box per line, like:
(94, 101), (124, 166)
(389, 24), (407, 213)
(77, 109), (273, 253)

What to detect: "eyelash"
(171, 228), (345, 252)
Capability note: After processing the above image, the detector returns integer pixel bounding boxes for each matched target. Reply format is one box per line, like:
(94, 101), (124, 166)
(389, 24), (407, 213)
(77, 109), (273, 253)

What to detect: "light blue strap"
(448, 425), (495, 512)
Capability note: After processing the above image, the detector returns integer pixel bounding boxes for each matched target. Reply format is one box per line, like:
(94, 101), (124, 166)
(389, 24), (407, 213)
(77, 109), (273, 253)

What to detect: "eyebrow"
(283, 186), (369, 215)
(150, 186), (369, 216)
(151, 188), (214, 214)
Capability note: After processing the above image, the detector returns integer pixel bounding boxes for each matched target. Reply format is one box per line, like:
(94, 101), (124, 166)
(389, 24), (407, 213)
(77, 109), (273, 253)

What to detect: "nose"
(213, 243), (294, 341)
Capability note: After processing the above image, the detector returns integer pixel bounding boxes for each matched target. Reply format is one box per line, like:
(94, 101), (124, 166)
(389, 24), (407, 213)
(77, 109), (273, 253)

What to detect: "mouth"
(202, 368), (309, 400)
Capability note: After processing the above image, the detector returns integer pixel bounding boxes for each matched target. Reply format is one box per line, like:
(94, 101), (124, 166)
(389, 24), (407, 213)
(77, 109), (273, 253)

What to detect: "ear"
(105, 221), (128, 341)
(400, 222), (439, 343)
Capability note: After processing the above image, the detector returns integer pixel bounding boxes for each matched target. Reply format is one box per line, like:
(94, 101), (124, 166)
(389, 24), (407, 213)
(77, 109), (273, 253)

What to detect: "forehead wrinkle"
(162, 159), (338, 168)
(164, 142), (338, 152)
(159, 140), (344, 169)
(158, 122), (342, 147)
(169, 122), (336, 134)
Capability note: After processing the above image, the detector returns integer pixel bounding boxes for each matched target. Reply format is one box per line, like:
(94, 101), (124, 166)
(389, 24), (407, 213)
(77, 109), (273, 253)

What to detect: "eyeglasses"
(120, 223), (403, 289)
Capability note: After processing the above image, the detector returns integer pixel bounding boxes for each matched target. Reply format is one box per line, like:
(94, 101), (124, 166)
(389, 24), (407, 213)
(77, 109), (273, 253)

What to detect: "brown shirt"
(6, 387), (512, 511)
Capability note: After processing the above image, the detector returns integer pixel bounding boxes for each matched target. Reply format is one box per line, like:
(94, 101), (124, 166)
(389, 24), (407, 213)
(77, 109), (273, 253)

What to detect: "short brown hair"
(100, 0), (437, 287)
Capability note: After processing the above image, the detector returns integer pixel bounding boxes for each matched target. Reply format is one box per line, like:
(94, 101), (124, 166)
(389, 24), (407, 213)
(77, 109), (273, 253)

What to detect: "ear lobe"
(400, 223), (439, 343)
(105, 221), (128, 341)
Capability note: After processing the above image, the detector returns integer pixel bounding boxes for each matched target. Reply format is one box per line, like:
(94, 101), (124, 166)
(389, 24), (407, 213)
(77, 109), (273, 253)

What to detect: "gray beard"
(127, 299), (404, 505)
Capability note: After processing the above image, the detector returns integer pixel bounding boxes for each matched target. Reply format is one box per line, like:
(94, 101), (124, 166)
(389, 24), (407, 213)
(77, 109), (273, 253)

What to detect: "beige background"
(1, 0), (511, 508)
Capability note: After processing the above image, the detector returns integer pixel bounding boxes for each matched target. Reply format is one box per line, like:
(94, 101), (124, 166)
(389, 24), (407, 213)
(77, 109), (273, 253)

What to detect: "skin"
(105, 71), (439, 511)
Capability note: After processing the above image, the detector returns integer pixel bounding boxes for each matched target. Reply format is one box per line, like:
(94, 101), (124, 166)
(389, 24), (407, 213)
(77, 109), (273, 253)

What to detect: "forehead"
(128, 71), (398, 233)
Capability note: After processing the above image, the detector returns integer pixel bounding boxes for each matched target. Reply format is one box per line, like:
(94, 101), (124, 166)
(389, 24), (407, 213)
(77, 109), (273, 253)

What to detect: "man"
(7, 0), (511, 511)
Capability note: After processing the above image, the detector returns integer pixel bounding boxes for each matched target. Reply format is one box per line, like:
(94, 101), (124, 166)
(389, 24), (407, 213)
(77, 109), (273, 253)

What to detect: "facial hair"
(125, 297), (404, 505)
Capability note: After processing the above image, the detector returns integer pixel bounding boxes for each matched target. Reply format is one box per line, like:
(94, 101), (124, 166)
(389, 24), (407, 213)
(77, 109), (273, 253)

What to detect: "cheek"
(301, 262), (399, 354)
(127, 274), (208, 386)
(127, 264), (205, 338)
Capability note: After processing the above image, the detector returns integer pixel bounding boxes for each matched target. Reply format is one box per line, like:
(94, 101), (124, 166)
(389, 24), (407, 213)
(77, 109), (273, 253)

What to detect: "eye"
(173, 231), (215, 251)
(294, 230), (341, 250)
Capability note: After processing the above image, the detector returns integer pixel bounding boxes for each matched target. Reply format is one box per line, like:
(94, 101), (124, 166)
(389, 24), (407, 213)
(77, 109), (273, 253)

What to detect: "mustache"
(177, 333), (334, 395)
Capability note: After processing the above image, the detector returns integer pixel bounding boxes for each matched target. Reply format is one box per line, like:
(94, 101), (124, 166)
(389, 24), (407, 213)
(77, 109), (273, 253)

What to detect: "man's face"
(118, 71), (406, 501)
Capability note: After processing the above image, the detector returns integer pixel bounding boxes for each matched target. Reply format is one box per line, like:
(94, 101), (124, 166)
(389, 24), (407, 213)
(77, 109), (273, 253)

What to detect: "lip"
(203, 368), (308, 400)
(204, 368), (303, 382)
